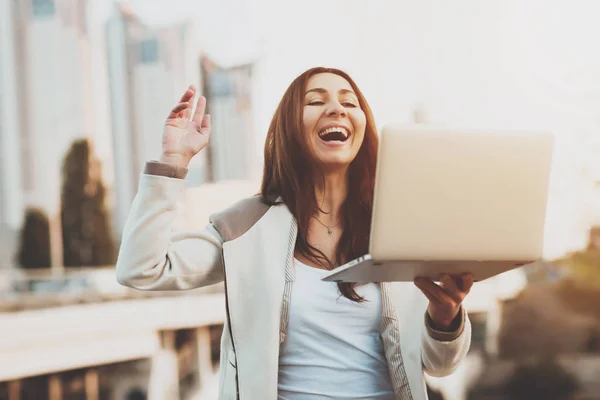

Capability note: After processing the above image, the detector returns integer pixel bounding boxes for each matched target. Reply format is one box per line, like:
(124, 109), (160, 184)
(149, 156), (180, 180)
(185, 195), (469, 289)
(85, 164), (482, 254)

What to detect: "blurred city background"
(1, 0), (600, 399)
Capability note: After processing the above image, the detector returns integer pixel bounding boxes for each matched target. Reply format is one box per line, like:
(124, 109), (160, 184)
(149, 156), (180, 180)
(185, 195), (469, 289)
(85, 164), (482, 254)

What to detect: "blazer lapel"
(222, 203), (294, 399)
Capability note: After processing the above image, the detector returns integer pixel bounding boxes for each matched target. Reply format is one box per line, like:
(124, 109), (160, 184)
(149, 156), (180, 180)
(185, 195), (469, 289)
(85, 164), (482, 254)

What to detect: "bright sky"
(92, 0), (600, 258)
(114, 0), (600, 127)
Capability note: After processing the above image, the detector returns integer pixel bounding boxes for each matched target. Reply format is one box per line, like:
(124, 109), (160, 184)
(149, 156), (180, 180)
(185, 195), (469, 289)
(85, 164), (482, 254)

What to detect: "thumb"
(202, 114), (211, 128)
(198, 114), (211, 133)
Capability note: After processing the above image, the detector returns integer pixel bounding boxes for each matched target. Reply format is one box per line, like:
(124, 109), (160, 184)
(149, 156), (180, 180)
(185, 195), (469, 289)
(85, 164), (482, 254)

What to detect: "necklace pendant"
(327, 227), (333, 236)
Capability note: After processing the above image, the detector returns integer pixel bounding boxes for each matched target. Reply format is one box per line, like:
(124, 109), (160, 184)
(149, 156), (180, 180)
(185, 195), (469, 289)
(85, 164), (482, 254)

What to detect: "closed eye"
(307, 101), (357, 107)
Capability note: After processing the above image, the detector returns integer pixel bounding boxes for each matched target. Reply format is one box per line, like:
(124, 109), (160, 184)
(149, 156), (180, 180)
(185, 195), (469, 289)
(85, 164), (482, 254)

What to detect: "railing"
(0, 265), (224, 312)
(1, 289), (225, 399)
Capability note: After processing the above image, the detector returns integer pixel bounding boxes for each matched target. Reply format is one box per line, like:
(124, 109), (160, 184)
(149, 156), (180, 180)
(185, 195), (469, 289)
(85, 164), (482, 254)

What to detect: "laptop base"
(321, 254), (533, 283)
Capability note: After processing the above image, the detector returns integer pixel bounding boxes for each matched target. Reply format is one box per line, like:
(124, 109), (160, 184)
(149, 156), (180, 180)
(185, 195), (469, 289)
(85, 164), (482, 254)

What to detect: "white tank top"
(277, 258), (394, 399)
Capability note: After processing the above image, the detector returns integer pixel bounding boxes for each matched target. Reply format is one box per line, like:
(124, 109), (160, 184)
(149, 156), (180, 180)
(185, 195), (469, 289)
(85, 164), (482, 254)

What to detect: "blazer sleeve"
(421, 307), (472, 377)
(115, 172), (224, 291)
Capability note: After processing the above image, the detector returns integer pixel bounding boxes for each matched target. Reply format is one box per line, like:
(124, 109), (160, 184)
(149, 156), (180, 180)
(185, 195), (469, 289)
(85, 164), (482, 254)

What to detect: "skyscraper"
(0, 0), (23, 231)
(0, 0), (23, 269)
(0, 0), (94, 216)
(201, 57), (256, 182)
(105, 4), (204, 232)
(0, 0), (95, 268)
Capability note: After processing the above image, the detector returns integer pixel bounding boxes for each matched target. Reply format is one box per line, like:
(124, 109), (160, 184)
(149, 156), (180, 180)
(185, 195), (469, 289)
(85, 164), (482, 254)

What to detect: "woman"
(116, 67), (473, 400)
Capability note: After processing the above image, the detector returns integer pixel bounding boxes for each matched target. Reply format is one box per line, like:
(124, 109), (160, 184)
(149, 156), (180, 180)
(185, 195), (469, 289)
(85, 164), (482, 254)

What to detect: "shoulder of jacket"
(209, 195), (273, 242)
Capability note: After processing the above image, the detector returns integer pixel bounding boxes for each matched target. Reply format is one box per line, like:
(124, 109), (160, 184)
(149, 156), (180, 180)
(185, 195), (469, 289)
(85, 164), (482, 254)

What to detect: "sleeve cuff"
(144, 161), (188, 179)
(425, 307), (466, 342)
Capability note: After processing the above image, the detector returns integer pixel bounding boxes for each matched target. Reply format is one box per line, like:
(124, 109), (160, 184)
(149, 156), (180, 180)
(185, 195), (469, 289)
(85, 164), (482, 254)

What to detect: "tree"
(16, 207), (51, 269)
(61, 138), (115, 267)
(554, 226), (600, 286)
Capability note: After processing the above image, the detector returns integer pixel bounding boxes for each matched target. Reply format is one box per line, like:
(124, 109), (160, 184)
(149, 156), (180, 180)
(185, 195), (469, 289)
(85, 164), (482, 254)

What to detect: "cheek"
(352, 112), (367, 138)
(353, 132), (366, 151)
(303, 108), (319, 135)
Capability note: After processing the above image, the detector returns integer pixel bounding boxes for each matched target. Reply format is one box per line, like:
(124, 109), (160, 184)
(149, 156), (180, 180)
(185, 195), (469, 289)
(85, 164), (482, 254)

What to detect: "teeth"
(318, 127), (349, 138)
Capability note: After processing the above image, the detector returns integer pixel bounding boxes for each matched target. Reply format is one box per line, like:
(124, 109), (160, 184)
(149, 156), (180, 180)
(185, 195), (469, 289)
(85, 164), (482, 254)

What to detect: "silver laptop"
(322, 124), (555, 283)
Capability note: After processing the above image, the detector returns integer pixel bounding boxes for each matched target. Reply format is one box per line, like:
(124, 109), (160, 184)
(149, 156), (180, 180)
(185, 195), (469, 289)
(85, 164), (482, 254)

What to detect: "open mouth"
(318, 127), (350, 143)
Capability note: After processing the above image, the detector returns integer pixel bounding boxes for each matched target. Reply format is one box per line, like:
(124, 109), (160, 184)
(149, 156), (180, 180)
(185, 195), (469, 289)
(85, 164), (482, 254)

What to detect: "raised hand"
(414, 273), (474, 331)
(160, 85), (211, 168)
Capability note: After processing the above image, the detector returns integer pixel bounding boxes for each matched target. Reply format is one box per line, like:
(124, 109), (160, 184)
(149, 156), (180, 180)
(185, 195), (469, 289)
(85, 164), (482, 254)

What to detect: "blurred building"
(201, 57), (256, 182)
(105, 4), (205, 233)
(0, 0), (97, 270)
(2, 1), (259, 242)
(0, 0), (22, 267)
(16, 0), (93, 215)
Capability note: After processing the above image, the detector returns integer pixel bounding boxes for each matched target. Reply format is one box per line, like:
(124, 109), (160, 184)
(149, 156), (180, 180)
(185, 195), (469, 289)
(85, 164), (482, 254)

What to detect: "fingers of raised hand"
(168, 86), (195, 120)
(167, 102), (190, 120)
(193, 96), (207, 125)
(200, 113), (211, 132)
(182, 86), (196, 119)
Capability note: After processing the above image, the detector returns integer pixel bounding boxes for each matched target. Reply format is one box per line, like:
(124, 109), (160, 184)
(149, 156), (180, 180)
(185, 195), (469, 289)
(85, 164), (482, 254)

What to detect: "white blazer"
(116, 172), (472, 400)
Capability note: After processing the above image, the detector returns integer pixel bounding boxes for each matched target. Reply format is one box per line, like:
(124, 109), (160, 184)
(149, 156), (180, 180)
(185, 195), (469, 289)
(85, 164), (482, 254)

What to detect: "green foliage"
(16, 207), (51, 269)
(555, 250), (600, 286)
(60, 138), (115, 267)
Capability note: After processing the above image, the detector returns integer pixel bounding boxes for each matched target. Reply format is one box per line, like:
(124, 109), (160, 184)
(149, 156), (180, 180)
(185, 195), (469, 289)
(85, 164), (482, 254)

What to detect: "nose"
(325, 100), (347, 118)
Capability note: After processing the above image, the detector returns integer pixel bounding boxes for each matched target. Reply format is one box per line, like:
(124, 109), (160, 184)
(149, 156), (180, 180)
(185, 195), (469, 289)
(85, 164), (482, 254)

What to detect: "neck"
(314, 167), (348, 226)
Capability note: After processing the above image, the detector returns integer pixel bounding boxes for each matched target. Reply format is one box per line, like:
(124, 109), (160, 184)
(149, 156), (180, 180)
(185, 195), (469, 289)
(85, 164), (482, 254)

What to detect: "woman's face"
(302, 73), (366, 170)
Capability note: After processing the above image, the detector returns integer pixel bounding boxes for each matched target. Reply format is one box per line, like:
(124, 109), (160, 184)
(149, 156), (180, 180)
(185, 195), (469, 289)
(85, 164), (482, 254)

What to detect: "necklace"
(313, 216), (341, 236)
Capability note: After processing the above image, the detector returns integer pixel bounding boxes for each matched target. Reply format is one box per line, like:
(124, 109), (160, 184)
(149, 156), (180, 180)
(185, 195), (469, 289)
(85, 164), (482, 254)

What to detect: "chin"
(316, 156), (354, 171)
(312, 137), (360, 167)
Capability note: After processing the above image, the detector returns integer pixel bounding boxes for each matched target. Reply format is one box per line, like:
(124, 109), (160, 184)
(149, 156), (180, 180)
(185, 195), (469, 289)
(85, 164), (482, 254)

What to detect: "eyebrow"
(305, 88), (357, 97)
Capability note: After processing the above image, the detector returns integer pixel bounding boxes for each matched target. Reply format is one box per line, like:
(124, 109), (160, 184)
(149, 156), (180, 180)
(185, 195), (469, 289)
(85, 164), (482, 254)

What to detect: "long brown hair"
(260, 67), (378, 302)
